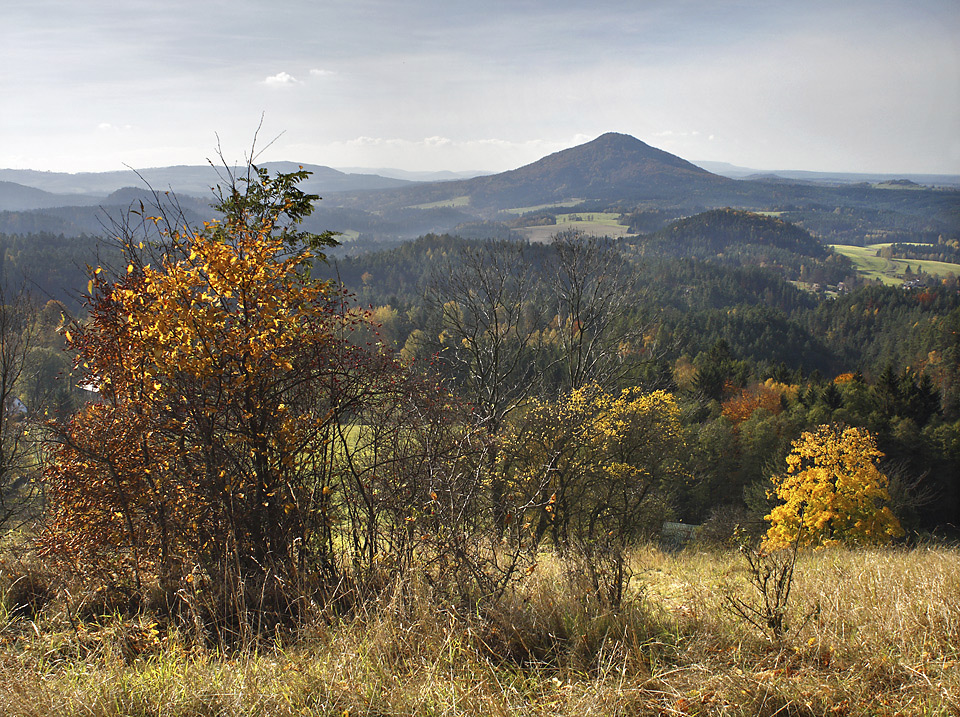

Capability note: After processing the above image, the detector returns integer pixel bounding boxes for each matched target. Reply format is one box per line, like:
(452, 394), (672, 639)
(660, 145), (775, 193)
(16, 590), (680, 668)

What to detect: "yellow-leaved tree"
(500, 385), (687, 605)
(765, 424), (904, 549)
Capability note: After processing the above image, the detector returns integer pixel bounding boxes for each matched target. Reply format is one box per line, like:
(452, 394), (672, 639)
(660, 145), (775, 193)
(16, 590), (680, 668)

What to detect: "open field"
(518, 212), (633, 243)
(1, 543), (957, 715)
(831, 243), (959, 285)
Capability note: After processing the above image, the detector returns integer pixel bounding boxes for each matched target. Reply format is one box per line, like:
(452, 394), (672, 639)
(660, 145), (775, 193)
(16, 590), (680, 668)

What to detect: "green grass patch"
(555, 212), (625, 229)
(832, 243), (959, 285)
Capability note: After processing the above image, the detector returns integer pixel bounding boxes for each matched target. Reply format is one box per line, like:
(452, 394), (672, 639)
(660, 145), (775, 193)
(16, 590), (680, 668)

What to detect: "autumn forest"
(1, 145), (959, 714)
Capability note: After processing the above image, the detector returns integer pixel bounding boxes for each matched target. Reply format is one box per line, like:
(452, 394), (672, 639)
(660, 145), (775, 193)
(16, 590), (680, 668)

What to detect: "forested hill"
(646, 209), (828, 257)
(626, 209), (855, 285)
(328, 210), (840, 309)
(0, 188), (213, 237)
(4, 194), (960, 531)
(322, 227), (957, 378)
(0, 232), (120, 313)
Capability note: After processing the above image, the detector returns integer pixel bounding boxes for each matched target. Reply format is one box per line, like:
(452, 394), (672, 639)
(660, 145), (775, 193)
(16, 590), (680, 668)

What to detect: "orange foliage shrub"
(721, 383), (784, 424)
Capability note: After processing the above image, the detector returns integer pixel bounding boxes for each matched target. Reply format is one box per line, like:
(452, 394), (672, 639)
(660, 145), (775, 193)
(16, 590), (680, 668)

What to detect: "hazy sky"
(2, 0), (958, 175)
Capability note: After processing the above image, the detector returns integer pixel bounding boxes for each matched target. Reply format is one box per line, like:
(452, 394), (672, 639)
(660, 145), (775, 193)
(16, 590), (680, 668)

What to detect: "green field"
(831, 243), (959, 285)
(555, 211), (624, 228)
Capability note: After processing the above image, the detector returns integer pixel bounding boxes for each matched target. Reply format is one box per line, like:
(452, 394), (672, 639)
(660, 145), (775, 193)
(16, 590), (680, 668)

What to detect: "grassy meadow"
(518, 212), (633, 243)
(830, 244), (959, 285)
(555, 211), (626, 230)
(1, 542), (957, 716)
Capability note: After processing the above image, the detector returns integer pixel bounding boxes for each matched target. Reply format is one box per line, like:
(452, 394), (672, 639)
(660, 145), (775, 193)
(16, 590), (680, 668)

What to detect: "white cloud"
(97, 123), (132, 132)
(263, 72), (301, 86)
(309, 68), (335, 77)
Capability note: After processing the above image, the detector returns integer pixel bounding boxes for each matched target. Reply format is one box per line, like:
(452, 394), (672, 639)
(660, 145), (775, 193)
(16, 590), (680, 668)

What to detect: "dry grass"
(1, 544), (957, 716)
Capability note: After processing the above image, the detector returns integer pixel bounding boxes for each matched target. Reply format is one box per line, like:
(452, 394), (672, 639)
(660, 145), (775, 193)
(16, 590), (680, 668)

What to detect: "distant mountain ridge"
(6, 135), (959, 209)
(696, 161), (960, 188)
(0, 163), (412, 208)
(1, 133), (740, 215)
(0, 181), (103, 212)
(334, 132), (740, 210)
(3, 133), (958, 244)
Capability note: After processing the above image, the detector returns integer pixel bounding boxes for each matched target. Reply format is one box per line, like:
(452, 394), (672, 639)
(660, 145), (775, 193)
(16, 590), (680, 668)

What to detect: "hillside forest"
(2, 165), (959, 542)
(1, 161), (959, 714)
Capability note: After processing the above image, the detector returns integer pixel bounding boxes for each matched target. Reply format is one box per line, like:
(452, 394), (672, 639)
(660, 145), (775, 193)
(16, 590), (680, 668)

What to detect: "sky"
(2, 0), (958, 176)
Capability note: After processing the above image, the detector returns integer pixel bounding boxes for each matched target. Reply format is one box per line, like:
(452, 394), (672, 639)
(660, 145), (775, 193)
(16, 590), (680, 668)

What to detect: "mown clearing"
(519, 212), (633, 243)
(831, 243), (959, 284)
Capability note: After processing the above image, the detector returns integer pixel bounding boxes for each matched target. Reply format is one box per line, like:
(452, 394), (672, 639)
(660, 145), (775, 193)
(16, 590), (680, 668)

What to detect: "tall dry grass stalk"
(1, 543), (957, 715)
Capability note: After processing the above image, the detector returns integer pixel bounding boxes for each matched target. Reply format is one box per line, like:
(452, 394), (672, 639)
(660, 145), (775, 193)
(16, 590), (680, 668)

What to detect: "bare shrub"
(722, 531), (817, 643)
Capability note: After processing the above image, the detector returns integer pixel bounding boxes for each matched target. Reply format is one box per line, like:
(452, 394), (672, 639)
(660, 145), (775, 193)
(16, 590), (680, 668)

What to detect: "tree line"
(1, 167), (956, 640)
